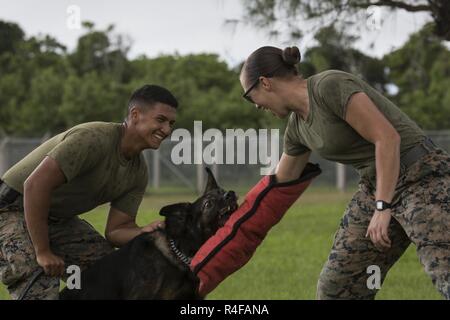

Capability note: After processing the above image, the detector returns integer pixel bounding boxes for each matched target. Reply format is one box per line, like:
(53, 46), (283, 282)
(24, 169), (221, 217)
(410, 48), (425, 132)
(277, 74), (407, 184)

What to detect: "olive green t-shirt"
(284, 70), (426, 183)
(2, 122), (148, 218)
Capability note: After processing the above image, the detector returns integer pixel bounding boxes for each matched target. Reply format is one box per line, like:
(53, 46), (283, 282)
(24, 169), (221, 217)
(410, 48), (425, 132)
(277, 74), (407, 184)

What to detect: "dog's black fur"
(60, 168), (237, 300)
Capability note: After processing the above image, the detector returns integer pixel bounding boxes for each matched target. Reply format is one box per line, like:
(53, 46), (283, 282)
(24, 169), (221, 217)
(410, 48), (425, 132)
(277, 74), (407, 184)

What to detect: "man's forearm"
(374, 137), (401, 203)
(23, 183), (52, 255)
(106, 226), (143, 247)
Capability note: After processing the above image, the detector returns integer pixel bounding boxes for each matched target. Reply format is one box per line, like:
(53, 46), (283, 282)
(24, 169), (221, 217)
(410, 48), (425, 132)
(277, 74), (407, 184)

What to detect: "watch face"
(376, 201), (383, 210)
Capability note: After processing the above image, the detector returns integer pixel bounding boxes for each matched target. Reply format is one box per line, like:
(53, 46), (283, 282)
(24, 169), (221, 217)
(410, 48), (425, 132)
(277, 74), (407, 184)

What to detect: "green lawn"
(0, 187), (442, 300)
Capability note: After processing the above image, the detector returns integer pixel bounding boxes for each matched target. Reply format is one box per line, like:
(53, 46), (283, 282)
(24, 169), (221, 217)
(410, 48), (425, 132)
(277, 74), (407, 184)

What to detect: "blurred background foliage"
(0, 18), (449, 137)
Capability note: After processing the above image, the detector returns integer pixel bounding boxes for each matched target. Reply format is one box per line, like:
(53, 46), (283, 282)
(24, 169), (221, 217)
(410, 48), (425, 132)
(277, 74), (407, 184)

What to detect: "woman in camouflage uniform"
(239, 46), (450, 299)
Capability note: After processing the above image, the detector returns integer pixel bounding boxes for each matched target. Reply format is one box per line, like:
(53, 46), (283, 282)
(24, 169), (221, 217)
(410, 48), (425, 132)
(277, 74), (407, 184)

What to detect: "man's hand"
(36, 250), (65, 277)
(366, 210), (392, 250)
(106, 209), (166, 246)
(141, 220), (165, 233)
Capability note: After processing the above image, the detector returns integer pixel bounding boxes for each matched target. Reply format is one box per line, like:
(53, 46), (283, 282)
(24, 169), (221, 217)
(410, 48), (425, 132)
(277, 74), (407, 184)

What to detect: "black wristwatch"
(375, 200), (392, 211)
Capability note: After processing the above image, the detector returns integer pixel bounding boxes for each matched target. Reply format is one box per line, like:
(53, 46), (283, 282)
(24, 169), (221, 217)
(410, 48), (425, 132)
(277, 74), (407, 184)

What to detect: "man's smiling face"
(134, 102), (177, 149)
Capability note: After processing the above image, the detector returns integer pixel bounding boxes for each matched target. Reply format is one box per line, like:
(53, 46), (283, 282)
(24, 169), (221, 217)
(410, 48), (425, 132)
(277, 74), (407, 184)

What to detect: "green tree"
(69, 22), (131, 82)
(0, 21), (68, 136)
(129, 54), (281, 131)
(0, 21), (24, 55)
(16, 67), (66, 135)
(238, 0), (450, 41)
(300, 26), (388, 92)
(384, 23), (450, 129)
(59, 72), (130, 127)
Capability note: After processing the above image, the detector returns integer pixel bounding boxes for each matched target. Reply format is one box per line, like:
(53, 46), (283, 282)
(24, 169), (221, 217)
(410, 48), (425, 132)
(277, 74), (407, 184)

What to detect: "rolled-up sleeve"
(317, 73), (365, 120)
(47, 128), (104, 182)
(111, 169), (148, 218)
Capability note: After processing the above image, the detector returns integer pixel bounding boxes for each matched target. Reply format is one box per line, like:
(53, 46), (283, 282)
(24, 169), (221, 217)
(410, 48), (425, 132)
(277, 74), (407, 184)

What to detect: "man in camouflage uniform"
(0, 85), (178, 299)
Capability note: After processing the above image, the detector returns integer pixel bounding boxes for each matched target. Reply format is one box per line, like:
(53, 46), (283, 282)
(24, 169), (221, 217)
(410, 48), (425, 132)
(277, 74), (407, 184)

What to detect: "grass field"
(0, 187), (442, 300)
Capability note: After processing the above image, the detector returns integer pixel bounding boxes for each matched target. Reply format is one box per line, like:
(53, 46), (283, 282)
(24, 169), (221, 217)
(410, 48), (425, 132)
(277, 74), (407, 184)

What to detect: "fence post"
(0, 137), (8, 176)
(152, 149), (160, 189)
(197, 163), (205, 195)
(336, 163), (346, 192)
(196, 135), (204, 194)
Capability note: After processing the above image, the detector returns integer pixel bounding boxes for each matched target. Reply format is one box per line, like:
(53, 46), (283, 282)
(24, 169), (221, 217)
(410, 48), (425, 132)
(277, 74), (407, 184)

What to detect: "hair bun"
(282, 46), (301, 65)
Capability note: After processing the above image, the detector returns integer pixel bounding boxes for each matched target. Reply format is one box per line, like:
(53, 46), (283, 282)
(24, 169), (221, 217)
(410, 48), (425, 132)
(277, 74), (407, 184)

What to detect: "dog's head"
(159, 167), (238, 253)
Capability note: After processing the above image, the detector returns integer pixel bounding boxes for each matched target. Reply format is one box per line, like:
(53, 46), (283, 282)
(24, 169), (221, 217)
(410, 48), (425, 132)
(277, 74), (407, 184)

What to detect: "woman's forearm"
(374, 136), (401, 204)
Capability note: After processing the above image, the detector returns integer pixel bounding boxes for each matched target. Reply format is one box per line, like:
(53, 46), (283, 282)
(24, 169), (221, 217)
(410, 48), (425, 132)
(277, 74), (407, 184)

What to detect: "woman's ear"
(259, 76), (272, 91)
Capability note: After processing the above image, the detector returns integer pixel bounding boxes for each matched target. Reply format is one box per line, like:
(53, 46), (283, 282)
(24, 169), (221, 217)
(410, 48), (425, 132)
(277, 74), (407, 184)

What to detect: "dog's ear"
(159, 202), (191, 217)
(204, 167), (219, 194)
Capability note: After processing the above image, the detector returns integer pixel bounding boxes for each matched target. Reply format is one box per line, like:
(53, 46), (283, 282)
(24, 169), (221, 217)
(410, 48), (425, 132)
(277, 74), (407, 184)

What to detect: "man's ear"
(159, 202), (191, 217)
(128, 106), (141, 124)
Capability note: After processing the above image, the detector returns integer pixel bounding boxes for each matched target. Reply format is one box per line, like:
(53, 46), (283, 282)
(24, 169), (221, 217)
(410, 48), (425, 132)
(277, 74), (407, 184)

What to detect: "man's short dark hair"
(128, 85), (178, 114)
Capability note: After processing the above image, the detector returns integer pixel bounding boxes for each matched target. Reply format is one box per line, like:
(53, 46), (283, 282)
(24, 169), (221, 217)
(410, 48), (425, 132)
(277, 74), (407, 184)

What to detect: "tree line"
(0, 20), (449, 137)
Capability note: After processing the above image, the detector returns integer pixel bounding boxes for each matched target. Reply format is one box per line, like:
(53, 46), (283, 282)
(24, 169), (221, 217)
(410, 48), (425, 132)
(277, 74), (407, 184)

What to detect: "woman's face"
(240, 72), (290, 119)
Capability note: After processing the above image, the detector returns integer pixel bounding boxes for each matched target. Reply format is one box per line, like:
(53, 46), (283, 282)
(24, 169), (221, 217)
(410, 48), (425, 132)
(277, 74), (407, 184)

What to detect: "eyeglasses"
(242, 65), (283, 104)
(242, 78), (260, 104)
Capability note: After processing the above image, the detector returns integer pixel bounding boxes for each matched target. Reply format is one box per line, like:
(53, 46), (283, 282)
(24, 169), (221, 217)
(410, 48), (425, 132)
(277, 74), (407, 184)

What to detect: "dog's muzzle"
(218, 191), (238, 227)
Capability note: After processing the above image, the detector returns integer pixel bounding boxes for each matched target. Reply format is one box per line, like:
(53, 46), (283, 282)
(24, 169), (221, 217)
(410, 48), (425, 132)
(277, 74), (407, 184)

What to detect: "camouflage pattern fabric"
(317, 147), (450, 300)
(0, 209), (114, 300)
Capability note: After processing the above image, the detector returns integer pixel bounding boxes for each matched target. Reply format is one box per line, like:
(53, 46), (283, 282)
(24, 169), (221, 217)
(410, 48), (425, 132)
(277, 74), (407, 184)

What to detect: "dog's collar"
(168, 238), (192, 266)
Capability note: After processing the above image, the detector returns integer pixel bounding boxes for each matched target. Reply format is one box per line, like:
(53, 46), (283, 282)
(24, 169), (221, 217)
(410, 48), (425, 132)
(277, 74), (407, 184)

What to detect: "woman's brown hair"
(241, 46), (301, 84)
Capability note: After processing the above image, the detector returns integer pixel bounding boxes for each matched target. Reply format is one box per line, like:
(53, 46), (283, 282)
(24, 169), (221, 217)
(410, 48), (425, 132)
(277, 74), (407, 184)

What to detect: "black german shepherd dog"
(60, 168), (237, 300)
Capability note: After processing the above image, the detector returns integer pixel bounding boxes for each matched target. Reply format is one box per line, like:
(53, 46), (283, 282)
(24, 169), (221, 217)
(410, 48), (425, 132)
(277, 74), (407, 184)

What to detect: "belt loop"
(426, 137), (438, 149)
(424, 137), (437, 151)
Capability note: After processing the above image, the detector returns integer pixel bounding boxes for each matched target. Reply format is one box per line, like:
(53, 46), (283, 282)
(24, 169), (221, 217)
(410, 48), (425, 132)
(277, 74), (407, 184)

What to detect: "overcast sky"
(0, 0), (434, 67)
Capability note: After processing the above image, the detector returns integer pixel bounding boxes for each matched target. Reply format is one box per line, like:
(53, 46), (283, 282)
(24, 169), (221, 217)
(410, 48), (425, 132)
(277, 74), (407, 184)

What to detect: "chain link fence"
(1, 131), (449, 194)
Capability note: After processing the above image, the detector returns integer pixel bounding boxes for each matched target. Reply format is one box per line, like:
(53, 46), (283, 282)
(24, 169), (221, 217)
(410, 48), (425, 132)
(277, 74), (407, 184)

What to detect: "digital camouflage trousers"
(317, 147), (450, 300)
(0, 208), (114, 300)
